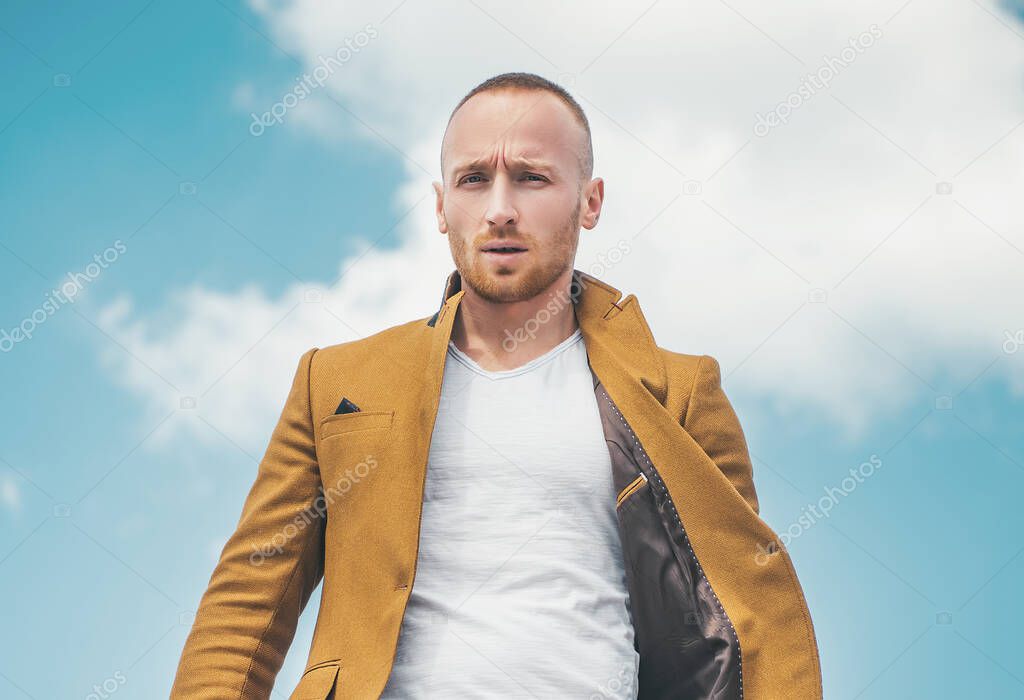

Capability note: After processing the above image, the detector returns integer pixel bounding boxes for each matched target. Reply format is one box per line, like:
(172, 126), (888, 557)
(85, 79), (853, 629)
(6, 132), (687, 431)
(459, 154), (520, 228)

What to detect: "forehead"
(443, 89), (583, 173)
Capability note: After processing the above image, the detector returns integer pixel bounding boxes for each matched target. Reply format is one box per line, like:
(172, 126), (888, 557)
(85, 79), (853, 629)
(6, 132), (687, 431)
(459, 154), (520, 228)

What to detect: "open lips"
(481, 242), (529, 256)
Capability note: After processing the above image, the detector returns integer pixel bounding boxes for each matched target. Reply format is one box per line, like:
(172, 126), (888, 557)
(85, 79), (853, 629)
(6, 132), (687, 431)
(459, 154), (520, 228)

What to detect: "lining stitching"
(600, 388), (744, 700)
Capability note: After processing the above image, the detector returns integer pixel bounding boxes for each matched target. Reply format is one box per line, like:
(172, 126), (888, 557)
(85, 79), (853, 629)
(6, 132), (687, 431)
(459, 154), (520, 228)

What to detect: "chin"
(476, 267), (558, 304)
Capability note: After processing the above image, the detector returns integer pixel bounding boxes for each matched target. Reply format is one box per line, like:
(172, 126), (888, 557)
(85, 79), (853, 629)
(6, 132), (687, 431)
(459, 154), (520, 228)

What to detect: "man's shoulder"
(656, 346), (706, 375)
(654, 346), (718, 421)
(310, 314), (435, 368)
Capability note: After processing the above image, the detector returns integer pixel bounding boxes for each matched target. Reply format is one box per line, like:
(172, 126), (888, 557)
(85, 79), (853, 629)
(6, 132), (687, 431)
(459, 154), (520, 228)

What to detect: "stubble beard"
(449, 205), (581, 304)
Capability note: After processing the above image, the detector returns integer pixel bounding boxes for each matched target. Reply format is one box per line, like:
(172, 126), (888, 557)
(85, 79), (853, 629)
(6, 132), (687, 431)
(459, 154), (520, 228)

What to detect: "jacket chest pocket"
(316, 410), (394, 510)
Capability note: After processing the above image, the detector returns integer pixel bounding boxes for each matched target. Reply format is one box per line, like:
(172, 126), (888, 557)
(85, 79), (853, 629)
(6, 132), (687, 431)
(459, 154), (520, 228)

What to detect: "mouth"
(481, 244), (529, 258)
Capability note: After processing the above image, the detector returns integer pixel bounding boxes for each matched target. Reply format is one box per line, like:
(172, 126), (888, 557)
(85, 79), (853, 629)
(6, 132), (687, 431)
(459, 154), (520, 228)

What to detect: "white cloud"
(97, 0), (1024, 447)
(1, 474), (21, 514)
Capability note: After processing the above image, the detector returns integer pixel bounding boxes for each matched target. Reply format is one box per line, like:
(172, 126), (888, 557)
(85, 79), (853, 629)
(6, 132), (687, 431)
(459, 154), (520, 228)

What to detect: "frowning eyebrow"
(450, 156), (556, 178)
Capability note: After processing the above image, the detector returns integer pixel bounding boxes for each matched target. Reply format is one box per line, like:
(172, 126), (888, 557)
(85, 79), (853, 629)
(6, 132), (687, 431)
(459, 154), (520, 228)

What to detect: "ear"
(580, 177), (604, 230)
(432, 180), (448, 234)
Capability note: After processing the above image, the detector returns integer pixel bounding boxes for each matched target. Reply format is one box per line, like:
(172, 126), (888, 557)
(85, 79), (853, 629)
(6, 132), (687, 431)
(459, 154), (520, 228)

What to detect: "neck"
(449, 269), (580, 371)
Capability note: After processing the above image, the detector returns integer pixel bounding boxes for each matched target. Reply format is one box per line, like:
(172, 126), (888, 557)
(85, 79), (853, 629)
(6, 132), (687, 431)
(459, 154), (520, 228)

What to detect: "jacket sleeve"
(683, 354), (761, 516)
(170, 347), (325, 699)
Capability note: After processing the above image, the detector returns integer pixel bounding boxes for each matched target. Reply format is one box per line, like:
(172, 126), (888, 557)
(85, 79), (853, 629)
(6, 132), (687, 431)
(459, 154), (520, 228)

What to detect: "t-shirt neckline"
(447, 328), (583, 379)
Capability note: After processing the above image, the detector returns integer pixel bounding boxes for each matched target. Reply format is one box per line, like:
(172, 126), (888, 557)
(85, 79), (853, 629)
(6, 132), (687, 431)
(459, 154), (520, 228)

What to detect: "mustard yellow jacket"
(170, 268), (822, 699)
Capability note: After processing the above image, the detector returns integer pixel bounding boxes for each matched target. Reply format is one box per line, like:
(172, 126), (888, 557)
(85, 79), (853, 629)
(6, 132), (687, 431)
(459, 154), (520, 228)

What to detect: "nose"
(484, 174), (518, 227)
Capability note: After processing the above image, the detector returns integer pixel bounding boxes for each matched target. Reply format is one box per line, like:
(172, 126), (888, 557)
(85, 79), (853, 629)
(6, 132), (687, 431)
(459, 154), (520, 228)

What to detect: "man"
(171, 72), (822, 699)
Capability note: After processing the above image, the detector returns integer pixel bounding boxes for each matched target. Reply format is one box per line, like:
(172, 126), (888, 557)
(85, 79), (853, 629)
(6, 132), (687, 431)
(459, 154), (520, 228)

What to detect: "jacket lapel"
(425, 267), (667, 408)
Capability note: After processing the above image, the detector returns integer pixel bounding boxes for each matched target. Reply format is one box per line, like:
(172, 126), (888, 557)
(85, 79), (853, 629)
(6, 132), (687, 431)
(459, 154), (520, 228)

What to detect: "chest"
(428, 355), (614, 502)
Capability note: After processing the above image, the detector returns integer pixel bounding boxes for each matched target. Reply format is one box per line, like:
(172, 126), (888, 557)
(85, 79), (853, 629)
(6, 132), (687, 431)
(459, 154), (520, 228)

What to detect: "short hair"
(442, 72), (593, 186)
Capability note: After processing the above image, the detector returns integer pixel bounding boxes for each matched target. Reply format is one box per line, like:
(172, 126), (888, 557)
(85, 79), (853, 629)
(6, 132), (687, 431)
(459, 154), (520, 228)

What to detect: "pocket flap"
(289, 662), (339, 699)
(319, 410), (394, 440)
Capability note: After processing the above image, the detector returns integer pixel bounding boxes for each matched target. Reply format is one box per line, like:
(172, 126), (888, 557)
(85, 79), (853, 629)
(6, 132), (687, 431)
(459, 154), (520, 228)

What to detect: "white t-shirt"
(379, 327), (640, 698)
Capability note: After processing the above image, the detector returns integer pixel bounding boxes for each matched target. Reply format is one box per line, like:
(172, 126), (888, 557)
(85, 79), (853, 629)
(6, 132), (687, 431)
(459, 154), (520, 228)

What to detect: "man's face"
(434, 89), (595, 304)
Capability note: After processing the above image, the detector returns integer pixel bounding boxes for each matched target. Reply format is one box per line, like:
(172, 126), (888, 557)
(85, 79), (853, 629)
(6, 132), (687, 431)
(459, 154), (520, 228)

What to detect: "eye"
(459, 174), (485, 185)
(522, 174), (546, 182)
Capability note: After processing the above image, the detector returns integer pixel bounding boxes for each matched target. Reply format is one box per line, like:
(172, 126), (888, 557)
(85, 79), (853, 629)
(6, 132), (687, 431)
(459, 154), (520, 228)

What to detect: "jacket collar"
(427, 267), (667, 406)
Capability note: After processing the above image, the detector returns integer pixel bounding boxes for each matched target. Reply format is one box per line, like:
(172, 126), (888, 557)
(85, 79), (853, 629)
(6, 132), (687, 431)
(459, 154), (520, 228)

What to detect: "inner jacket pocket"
(616, 471), (649, 509)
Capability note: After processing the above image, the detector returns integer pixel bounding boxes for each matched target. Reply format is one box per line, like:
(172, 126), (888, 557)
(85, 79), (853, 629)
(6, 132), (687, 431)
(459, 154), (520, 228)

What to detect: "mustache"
(477, 230), (530, 246)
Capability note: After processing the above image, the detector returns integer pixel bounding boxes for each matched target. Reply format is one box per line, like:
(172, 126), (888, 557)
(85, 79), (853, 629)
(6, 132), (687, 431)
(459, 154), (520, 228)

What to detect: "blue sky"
(2, 1), (1024, 698)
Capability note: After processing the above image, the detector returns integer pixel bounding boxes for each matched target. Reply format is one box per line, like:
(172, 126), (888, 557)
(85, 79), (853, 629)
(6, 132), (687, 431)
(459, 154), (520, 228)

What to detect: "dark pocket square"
(334, 397), (361, 415)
